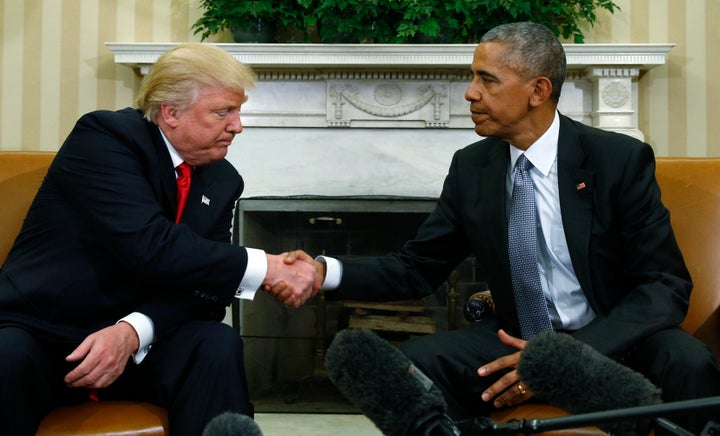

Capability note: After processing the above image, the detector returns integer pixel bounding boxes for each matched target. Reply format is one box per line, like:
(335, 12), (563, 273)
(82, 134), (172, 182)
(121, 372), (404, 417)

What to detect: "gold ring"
(517, 383), (527, 396)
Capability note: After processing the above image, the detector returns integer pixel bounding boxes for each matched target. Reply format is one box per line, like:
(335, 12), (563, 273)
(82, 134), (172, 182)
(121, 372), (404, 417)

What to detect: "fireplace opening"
(232, 197), (485, 412)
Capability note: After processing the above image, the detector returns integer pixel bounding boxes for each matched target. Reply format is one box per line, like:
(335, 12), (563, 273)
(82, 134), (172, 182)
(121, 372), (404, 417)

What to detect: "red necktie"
(175, 162), (192, 223)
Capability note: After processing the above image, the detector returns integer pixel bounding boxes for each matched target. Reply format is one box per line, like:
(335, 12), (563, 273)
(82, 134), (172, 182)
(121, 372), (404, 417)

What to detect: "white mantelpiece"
(107, 43), (673, 199)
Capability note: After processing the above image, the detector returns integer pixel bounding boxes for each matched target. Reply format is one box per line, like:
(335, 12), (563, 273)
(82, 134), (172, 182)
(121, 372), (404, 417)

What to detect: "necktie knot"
(515, 154), (532, 174)
(176, 162), (192, 179)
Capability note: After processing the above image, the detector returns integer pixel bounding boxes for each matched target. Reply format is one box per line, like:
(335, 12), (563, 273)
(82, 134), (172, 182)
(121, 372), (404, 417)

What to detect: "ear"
(159, 104), (180, 128)
(528, 77), (553, 107)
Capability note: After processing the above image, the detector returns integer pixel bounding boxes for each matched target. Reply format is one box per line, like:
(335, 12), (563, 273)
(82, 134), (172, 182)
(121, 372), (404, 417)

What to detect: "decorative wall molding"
(105, 42), (674, 199)
(107, 42), (673, 138)
(107, 42), (674, 73)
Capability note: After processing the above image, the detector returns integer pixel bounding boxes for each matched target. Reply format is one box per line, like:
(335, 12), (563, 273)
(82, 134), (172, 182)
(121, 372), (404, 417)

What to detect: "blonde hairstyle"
(136, 43), (256, 123)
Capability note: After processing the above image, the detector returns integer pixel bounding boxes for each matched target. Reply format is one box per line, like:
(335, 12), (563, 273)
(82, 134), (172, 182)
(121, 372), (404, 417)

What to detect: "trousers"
(0, 320), (252, 436)
(401, 318), (720, 433)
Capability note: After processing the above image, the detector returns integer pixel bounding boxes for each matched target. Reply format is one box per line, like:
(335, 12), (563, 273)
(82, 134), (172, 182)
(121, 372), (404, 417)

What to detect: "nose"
(228, 112), (243, 134)
(465, 82), (481, 102)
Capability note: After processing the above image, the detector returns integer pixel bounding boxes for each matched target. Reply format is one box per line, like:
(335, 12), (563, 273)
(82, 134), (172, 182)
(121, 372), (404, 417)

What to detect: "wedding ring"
(517, 383), (527, 396)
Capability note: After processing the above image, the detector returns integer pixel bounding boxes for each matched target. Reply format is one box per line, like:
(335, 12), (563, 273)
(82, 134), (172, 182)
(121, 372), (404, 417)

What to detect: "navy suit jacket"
(0, 108), (248, 343)
(334, 114), (692, 357)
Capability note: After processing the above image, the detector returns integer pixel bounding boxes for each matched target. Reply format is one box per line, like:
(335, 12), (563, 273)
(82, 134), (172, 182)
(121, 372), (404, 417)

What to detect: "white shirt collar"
(509, 111), (560, 176)
(158, 127), (184, 169)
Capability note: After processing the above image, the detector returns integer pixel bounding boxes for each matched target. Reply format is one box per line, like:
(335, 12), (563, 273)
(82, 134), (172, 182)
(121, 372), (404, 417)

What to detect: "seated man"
(0, 43), (317, 435)
(278, 22), (720, 433)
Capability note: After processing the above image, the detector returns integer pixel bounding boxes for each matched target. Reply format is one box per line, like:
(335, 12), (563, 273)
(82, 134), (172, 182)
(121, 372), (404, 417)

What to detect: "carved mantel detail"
(107, 43), (673, 140)
(105, 43), (674, 199)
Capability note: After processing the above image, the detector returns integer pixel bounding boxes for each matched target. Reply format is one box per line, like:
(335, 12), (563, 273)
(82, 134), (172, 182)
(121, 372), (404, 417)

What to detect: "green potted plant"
(192, 0), (315, 42)
(193, 0), (618, 44)
(391, 0), (620, 44)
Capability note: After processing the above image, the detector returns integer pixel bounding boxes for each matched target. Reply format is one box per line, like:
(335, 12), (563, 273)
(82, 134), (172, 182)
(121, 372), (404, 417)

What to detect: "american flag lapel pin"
(201, 195), (210, 206)
(576, 182), (586, 191)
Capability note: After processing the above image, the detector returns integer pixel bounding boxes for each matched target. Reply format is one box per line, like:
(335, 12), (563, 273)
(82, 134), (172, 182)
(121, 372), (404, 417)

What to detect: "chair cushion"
(36, 401), (168, 436)
(490, 403), (605, 435)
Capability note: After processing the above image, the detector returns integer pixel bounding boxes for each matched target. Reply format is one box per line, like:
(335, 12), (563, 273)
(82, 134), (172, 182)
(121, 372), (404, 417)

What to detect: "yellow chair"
(0, 151), (168, 436)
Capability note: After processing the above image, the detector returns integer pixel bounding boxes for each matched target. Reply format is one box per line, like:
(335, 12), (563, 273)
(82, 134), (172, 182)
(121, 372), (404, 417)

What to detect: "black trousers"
(0, 320), (252, 436)
(400, 318), (720, 434)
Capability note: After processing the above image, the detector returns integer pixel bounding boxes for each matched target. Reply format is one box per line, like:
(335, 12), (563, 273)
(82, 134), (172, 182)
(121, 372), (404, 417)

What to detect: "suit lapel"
(149, 126), (178, 218)
(557, 115), (595, 304)
(482, 140), (511, 271)
(179, 166), (217, 229)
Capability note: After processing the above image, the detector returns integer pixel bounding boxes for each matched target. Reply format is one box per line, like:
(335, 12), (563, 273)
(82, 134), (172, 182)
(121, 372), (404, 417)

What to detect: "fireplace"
(232, 196), (485, 409)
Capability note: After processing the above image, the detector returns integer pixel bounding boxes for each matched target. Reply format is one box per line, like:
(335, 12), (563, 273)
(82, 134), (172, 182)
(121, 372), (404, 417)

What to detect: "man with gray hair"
(280, 22), (720, 432)
(0, 43), (317, 435)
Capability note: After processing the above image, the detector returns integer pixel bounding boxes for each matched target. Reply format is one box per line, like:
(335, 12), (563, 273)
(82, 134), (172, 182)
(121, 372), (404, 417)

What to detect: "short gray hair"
(481, 22), (566, 102)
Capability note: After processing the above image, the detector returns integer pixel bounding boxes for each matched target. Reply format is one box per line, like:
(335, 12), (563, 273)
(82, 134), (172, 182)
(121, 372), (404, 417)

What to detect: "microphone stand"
(492, 396), (720, 435)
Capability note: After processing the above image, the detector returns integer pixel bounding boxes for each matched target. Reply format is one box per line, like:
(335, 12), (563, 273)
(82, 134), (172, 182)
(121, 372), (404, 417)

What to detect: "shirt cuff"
(316, 255), (342, 290)
(235, 248), (267, 300)
(118, 312), (154, 364)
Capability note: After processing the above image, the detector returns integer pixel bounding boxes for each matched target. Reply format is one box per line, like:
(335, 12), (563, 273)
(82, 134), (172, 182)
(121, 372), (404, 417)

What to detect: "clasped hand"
(264, 250), (325, 308)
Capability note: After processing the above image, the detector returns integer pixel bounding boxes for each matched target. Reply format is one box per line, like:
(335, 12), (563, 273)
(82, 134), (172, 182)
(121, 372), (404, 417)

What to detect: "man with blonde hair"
(0, 43), (317, 435)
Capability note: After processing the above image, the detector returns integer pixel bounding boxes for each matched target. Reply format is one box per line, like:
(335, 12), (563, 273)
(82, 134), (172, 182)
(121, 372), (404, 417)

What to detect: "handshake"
(262, 250), (326, 308)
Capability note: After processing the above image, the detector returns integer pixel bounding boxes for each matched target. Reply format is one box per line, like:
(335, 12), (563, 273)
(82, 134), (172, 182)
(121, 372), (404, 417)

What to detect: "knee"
(195, 323), (245, 360)
(400, 335), (434, 368)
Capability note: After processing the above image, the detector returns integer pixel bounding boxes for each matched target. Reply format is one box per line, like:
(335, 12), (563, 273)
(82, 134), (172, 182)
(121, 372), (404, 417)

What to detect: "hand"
(264, 252), (318, 308)
(283, 250), (325, 291)
(477, 329), (533, 408)
(64, 322), (139, 389)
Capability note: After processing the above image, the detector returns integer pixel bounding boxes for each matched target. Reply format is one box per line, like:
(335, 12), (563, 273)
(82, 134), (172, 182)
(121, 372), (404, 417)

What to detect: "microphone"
(325, 328), (464, 436)
(516, 331), (662, 434)
(202, 411), (263, 436)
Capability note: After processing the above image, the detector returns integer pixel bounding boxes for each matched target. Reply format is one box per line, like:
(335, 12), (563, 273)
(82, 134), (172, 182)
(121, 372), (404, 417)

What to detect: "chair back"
(0, 151), (56, 263)
(655, 158), (720, 354)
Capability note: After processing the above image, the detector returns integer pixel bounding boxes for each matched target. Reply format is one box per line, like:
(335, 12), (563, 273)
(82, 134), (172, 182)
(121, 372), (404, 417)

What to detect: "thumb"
(66, 338), (92, 363)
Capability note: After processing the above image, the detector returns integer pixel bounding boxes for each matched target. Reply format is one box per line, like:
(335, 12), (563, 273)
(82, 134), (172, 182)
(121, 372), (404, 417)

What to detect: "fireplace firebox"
(231, 196), (483, 411)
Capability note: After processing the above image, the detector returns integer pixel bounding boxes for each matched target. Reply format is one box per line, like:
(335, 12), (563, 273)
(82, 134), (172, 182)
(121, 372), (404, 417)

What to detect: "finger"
(478, 351), (521, 377)
(495, 382), (533, 408)
(481, 369), (519, 403)
(65, 339), (92, 363)
(497, 329), (527, 351)
(282, 251), (296, 264)
(268, 280), (289, 295)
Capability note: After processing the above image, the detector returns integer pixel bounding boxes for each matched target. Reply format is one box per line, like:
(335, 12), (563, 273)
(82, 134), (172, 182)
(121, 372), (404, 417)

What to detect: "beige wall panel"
(667, 0), (688, 156)
(706, 0), (720, 156)
(1, 0), (24, 150)
(40, 0), (62, 151)
(685, 0), (707, 157)
(0, 0), (718, 157)
(22, 0), (42, 149)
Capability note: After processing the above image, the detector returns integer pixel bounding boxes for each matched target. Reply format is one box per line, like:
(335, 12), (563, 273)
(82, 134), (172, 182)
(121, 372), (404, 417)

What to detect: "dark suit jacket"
(0, 108), (248, 343)
(334, 114), (692, 357)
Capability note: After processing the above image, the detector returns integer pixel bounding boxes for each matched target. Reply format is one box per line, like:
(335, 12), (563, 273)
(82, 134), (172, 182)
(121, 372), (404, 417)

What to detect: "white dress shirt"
(322, 112), (595, 332)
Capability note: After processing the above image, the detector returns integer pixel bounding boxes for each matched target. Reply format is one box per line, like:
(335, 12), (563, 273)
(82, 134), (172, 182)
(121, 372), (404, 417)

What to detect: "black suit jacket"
(335, 114), (691, 357)
(0, 108), (248, 343)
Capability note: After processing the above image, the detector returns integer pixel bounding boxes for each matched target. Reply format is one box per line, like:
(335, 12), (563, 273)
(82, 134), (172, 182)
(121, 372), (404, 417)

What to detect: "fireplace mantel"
(107, 42), (672, 72)
(106, 43), (673, 199)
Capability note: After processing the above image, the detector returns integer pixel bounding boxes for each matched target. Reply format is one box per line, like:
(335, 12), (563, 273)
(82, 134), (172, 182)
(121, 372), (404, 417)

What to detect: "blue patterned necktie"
(508, 154), (552, 339)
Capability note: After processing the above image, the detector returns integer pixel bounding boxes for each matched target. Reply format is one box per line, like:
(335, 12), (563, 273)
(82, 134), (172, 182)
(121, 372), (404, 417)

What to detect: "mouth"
(470, 112), (489, 123)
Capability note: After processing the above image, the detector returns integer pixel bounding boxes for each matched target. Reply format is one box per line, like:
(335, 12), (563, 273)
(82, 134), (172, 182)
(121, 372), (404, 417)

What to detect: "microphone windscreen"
(202, 411), (263, 436)
(325, 328), (447, 436)
(518, 331), (661, 432)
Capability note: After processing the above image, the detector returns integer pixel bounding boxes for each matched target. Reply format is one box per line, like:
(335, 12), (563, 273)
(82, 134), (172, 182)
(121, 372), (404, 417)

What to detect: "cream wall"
(1, 0), (718, 156)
